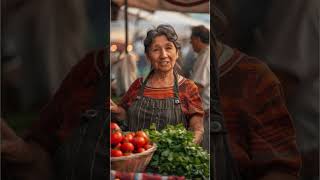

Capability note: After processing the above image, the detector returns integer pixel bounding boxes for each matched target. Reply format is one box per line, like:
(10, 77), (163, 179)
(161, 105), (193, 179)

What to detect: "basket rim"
(111, 143), (157, 161)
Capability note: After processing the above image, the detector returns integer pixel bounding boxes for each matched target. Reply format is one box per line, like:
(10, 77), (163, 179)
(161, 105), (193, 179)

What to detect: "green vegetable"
(145, 124), (210, 179)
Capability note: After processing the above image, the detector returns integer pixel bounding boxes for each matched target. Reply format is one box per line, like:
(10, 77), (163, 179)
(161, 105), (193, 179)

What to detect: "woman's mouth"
(159, 61), (169, 66)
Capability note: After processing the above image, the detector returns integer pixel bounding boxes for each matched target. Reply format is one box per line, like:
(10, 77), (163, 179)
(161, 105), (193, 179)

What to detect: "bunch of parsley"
(145, 124), (209, 179)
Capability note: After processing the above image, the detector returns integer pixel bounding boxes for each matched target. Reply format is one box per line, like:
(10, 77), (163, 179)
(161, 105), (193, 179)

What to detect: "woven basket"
(111, 143), (157, 172)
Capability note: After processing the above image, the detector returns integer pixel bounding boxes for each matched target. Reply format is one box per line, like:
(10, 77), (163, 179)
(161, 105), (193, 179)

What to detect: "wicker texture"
(111, 143), (157, 172)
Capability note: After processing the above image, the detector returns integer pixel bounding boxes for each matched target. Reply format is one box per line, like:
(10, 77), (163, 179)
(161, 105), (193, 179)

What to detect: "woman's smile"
(159, 61), (170, 66)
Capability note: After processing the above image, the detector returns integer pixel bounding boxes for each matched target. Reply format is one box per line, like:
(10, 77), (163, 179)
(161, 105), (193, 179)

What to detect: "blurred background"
(1, 0), (107, 133)
(215, 0), (319, 179)
(110, 4), (210, 98)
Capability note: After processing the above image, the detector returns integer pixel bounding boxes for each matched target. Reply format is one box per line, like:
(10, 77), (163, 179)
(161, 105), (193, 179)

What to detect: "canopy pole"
(125, 0), (128, 54)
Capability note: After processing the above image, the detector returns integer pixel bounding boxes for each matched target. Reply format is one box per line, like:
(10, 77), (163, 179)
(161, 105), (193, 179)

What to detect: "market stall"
(110, 1), (214, 179)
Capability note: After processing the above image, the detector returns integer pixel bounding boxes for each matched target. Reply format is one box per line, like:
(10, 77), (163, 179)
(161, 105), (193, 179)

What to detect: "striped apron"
(127, 72), (187, 131)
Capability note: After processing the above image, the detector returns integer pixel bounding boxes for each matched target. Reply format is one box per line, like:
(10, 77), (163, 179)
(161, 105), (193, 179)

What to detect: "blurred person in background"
(252, 0), (319, 179)
(178, 43), (197, 78)
(111, 49), (138, 97)
(189, 25), (210, 151)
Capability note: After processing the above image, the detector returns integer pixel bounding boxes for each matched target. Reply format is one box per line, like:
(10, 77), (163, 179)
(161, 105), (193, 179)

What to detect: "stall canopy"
(112, 0), (209, 13)
(111, 8), (210, 43)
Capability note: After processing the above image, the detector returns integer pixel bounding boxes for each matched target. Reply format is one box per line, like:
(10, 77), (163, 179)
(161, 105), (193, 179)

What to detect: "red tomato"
(111, 149), (123, 157)
(135, 131), (149, 144)
(144, 144), (153, 150)
(128, 132), (135, 137)
(112, 143), (121, 150)
(110, 122), (121, 132)
(122, 134), (134, 143)
(136, 147), (145, 153)
(120, 142), (135, 152)
(111, 131), (123, 145)
(133, 136), (146, 148)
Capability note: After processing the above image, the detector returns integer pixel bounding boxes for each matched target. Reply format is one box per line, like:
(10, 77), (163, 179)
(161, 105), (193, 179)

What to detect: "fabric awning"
(112, 0), (209, 13)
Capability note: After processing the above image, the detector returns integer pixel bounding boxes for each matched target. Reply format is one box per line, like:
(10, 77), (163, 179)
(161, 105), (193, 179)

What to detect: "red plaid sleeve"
(247, 66), (301, 178)
(178, 79), (205, 118)
(221, 50), (301, 179)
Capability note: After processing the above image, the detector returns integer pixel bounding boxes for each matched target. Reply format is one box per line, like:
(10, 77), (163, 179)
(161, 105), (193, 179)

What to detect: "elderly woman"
(110, 24), (205, 144)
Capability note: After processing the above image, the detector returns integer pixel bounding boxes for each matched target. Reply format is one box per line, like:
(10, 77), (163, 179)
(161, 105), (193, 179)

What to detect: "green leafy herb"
(145, 124), (210, 179)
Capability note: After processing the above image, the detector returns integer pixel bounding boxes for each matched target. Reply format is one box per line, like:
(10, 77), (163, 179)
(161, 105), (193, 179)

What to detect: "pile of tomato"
(110, 122), (153, 157)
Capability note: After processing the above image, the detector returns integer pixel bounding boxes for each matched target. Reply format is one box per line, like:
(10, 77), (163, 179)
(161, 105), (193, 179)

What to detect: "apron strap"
(137, 69), (153, 98)
(173, 71), (180, 104)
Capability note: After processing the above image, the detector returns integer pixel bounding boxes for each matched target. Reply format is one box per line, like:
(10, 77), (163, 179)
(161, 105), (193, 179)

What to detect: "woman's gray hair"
(144, 24), (183, 74)
(144, 24), (181, 53)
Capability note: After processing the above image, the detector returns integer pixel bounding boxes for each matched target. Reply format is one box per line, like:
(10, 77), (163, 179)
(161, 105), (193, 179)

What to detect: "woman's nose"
(160, 48), (168, 58)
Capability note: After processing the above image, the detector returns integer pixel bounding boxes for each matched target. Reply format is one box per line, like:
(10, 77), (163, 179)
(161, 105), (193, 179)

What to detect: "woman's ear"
(195, 37), (202, 44)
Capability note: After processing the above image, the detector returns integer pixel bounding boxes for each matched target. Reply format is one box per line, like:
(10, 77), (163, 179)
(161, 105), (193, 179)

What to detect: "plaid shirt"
(219, 49), (301, 178)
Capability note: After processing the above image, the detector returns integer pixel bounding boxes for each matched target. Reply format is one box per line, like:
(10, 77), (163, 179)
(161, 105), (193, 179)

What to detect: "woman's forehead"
(151, 35), (174, 46)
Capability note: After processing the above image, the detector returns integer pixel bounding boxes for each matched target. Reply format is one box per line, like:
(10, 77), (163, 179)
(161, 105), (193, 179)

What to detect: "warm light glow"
(110, 44), (117, 52)
(127, 45), (133, 52)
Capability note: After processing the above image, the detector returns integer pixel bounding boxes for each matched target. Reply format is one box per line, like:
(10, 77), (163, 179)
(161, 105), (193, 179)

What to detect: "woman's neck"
(149, 70), (175, 88)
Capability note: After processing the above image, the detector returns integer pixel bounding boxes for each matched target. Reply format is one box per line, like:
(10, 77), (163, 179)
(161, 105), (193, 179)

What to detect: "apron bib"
(127, 71), (187, 131)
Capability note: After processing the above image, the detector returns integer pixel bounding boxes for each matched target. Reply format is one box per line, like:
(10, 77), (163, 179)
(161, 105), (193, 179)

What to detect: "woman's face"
(147, 35), (179, 73)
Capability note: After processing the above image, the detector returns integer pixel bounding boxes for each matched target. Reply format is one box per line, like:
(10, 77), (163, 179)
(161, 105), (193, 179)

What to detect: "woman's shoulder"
(222, 49), (280, 85)
(179, 77), (197, 88)
(178, 77), (199, 96)
(133, 77), (143, 85)
(235, 50), (281, 86)
(128, 78), (143, 91)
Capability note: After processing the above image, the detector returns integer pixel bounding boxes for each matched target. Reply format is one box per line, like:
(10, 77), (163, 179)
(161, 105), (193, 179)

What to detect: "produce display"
(110, 122), (209, 179)
(145, 124), (210, 179)
(110, 122), (152, 157)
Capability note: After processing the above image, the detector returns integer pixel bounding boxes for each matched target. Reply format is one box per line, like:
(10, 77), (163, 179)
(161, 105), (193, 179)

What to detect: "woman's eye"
(167, 46), (175, 51)
(152, 48), (159, 52)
